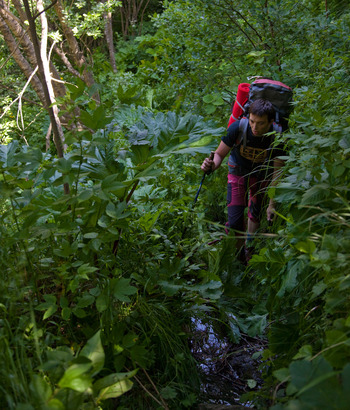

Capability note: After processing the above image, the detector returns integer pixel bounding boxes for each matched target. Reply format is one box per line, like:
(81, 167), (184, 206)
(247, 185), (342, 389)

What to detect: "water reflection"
(190, 317), (260, 407)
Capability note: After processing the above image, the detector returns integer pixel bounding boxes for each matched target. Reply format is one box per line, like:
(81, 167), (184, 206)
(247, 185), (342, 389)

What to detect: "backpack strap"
(236, 118), (281, 148)
(238, 117), (249, 148)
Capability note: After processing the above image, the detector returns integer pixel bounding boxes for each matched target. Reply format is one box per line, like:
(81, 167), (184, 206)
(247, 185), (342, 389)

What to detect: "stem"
(141, 367), (170, 410)
(125, 367), (169, 409)
(222, 0), (264, 43)
(71, 139), (84, 221)
(2, 171), (40, 299)
(132, 374), (164, 407)
(125, 180), (139, 204)
(112, 180), (140, 256)
(311, 341), (347, 361)
(264, 0), (282, 70)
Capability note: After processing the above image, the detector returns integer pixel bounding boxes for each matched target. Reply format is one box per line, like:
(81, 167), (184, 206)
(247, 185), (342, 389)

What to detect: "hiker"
(201, 99), (286, 263)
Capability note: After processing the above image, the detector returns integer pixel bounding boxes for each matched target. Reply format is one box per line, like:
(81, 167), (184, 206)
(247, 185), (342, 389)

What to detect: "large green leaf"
(0, 141), (19, 168)
(58, 363), (93, 392)
(300, 184), (330, 206)
(79, 331), (105, 376)
(97, 379), (133, 401)
(101, 175), (126, 195)
(29, 375), (52, 403)
(285, 357), (350, 409)
(113, 278), (138, 302)
(128, 111), (222, 159)
(79, 106), (112, 131)
(277, 259), (305, 298)
(93, 371), (136, 391)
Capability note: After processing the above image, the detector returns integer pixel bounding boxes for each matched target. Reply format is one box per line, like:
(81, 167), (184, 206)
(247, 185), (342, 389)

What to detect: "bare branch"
(0, 66), (38, 121)
(53, 43), (83, 78)
(0, 83), (41, 107)
(221, 0), (264, 43)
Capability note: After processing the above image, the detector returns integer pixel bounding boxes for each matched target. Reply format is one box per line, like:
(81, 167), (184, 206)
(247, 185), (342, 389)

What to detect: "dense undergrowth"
(0, 97), (224, 408)
(1, 0), (350, 409)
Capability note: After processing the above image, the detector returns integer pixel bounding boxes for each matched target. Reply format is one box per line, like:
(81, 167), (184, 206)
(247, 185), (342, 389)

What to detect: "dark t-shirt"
(222, 119), (286, 175)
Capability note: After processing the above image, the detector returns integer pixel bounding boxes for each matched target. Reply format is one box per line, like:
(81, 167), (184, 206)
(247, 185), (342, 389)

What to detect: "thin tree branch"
(138, 0), (150, 35)
(264, 0), (282, 69)
(0, 65), (38, 121)
(141, 368), (169, 410)
(125, 367), (169, 409)
(0, 83), (41, 107)
(221, 0), (264, 43)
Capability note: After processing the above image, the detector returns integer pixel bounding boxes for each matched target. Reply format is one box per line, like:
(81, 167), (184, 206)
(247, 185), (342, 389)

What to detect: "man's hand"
(201, 156), (215, 174)
(200, 142), (231, 175)
(266, 203), (276, 222)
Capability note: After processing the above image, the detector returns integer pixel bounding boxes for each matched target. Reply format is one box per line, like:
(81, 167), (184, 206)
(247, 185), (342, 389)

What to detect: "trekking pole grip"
(206, 151), (215, 175)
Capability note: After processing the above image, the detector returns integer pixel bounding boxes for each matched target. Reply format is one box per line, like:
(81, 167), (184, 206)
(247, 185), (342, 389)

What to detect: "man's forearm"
(211, 151), (225, 171)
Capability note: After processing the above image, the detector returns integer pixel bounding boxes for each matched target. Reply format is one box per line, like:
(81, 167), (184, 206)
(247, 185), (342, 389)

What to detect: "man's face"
(249, 113), (273, 137)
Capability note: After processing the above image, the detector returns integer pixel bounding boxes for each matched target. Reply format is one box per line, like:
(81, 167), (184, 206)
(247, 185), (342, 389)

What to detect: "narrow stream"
(190, 317), (263, 407)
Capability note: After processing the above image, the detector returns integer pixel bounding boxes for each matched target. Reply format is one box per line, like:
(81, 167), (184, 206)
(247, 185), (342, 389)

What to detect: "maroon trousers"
(226, 173), (269, 232)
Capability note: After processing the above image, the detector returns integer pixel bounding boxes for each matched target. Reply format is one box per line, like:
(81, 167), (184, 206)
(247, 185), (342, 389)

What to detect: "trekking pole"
(193, 151), (215, 206)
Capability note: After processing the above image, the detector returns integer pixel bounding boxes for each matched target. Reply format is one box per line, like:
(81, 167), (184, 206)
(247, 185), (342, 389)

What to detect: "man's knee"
(248, 198), (263, 223)
(247, 212), (260, 225)
(227, 205), (245, 232)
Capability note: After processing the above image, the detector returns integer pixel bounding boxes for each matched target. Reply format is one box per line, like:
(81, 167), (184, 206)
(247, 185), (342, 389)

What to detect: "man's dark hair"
(249, 99), (275, 122)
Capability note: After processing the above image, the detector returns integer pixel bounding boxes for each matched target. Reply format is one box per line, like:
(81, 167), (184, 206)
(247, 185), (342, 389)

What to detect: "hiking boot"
(238, 247), (247, 265)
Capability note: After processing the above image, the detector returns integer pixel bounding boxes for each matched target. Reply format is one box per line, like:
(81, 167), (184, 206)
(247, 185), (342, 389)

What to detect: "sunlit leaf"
(58, 363), (92, 392)
(97, 379), (133, 400)
(80, 331), (105, 376)
(295, 240), (316, 255)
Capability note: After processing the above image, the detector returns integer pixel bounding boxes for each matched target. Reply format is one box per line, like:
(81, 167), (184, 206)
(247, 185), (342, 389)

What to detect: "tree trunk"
(54, 0), (99, 102)
(37, 0), (66, 147)
(120, 0), (151, 38)
(102, 0), (117, 73)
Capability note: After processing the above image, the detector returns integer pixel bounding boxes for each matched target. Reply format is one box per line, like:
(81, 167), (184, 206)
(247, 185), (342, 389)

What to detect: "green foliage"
(271, 358), (350, 410)
(1, 0), (350, 408)
(109, 0), (319, 118)
(0, 318), (136, 409)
